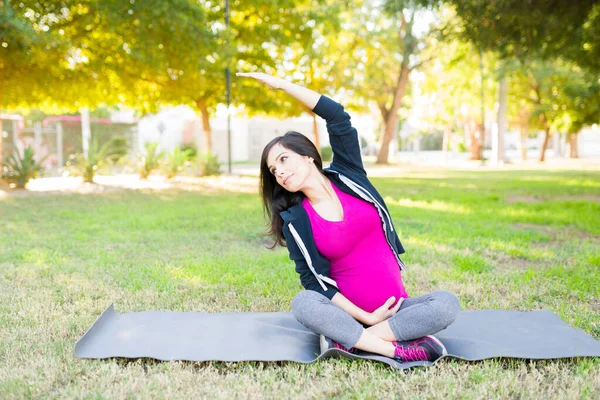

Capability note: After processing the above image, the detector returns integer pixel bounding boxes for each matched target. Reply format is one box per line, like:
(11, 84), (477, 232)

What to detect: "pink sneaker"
(393, 335), (447, 362)
(319, 334), (357, 354)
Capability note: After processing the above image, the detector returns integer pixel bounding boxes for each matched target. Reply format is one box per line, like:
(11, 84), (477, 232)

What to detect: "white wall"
(580, 125), (600, 157)
(137, 105), (197, 154)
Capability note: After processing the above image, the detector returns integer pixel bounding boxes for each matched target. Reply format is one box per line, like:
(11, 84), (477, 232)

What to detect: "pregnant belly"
(332, 266), (408, 314)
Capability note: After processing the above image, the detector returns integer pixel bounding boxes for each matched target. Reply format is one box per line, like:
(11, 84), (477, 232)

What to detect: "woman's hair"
(260, 131), (324, 249)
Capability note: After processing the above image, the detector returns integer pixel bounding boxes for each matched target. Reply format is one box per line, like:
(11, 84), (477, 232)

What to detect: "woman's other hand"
(236, 72), (284, 90)
(364, 296), (403, 326)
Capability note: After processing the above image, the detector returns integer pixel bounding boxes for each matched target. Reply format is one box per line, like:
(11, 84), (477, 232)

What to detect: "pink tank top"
(302, 181), (408, 313)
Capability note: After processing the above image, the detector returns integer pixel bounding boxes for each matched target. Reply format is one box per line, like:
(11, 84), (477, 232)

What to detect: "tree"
(393, 0), (600, 163)
(262, 1), (351, 152)
(134, 1), (337, 154)
(417, 0), (599, 73)
(506, 58), (600, 161)
(417, 37), (498, 161)
(1, 0), (79, 164)
(318, 0), (441, 164)
(553, 68), (600, 158)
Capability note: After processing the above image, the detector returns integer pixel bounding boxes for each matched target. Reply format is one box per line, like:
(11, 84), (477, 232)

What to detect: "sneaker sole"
(319, 334), (328, 354)
(425, 335), (448, 357)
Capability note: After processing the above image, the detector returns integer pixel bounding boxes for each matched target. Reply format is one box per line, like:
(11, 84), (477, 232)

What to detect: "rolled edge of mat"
(317, 348), (433, 370)
(74, 303), (117, 358)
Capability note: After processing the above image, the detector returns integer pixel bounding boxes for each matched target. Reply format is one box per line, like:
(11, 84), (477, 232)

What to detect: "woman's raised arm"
(238, 71), (366, 175)
(236, 72), (321, 111)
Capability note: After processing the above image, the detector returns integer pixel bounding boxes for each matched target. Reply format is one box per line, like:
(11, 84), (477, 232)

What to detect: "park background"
(1, 0), (599, 398)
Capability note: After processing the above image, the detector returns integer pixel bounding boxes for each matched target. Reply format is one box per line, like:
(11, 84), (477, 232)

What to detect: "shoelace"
(334, 342), (354, 353)
(394, 345), (428, 362)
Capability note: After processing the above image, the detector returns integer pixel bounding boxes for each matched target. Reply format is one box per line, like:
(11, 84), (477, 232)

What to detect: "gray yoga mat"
(75, 304), (600, 370)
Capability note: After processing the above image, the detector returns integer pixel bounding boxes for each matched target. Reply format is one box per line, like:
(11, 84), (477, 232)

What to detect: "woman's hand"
(236, 72), (285, 90)
(363, 296), (404, 326)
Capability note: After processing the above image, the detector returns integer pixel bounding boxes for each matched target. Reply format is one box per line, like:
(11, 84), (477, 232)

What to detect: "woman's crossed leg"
(291, 290), (460, 359)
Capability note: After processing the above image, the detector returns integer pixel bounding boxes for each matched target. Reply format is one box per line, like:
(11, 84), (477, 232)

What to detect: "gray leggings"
(292, 290), (461, 350)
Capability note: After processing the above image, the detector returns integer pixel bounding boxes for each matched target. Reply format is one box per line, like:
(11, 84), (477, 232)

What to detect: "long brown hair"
(260, 131), (324, 249)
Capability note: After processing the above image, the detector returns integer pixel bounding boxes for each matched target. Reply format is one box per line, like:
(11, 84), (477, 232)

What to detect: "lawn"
(1, 168), (599, 399)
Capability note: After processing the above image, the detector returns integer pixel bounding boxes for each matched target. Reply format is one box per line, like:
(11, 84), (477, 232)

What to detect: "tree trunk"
(80, 107), (91, 160)
(311, 113), (320, 152)
(196, 99), (212, 153)
(569, 133), (579, 158)
(518, 110), (529, 161)
(376, 63), (411, 164)
(469, 121), (483, 160)
(494, 77), (507, 165)
(539, 127), (551, 162)
(376, 12), (415, 165)
(377, 115), (397, 164)
(0, 119), (3, 167)
(517, 129), (527, 161)
(442, 125), (451, 163)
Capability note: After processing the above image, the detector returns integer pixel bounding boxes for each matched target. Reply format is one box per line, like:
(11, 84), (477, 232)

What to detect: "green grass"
(1, 168), (599, 399)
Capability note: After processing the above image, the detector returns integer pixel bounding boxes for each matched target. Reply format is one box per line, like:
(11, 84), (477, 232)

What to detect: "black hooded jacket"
(279, 95), (406, 300)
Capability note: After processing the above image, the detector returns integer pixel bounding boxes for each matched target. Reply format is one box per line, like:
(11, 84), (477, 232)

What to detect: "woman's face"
(266, 143), (312, 193)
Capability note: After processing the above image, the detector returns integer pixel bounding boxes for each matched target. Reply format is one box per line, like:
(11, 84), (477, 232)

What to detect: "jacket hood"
(279, 203), (305, 222)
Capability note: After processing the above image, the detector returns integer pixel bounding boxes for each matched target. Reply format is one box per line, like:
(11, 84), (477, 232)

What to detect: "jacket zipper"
(288, 223), (339, 291)
(338, 174), (394, 232)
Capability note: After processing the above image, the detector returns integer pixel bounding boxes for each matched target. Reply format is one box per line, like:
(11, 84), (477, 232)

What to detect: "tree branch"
(410, 56), (436, 71)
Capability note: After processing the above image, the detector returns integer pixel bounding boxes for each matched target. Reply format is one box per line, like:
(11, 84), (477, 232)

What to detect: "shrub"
(320, 145), (333, 162)
(164, 147), (193, 179)
(180, 143), (198, 160)
(138, 142), (164, 179)
(2, 146), (47, 188)
(196, 151), (221, 176)
(66, 137), (128, 183)
(420, 131), (444, 151)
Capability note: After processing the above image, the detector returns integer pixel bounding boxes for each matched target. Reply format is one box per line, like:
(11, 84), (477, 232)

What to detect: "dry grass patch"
(483, 250), (542, 271)
(512, 222), (600, 246)
(507, 193), (600, 204)
(506, 195), (543, 204)
(553, 194), (600, 203)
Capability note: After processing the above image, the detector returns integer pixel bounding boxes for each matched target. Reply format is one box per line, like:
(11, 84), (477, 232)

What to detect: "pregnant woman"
(237, 72), (460, 363)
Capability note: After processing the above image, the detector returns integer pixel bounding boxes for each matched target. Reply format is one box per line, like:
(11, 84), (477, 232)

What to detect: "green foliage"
(320, 145), (333, 162)
(196, 151), (221, 177)
(419, 131), (444, 151)
(138, 142), (164, 180)
(416, 0), (600, 72)
(180, 143), (198, 160)
(66, 137), (128, 183)
(505, 58), (600, 140)
(0, 1), (76, 112)
(106, 137), (128, 161)
(164, 147), (193, 179)
(1, 146), (47, 188)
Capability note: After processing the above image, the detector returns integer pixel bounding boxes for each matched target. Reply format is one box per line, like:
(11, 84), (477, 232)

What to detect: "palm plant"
(196, 151), (221, 176)
(138, 142), (164, 179)
(66, 137), (128, 183)
(2, 146), (47, 188)
(164, 147), (193, 179)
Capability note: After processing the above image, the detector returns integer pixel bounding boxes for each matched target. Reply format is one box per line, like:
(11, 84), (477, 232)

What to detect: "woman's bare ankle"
(353, 329), (396, 358)
(365, 321), (397, 342)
